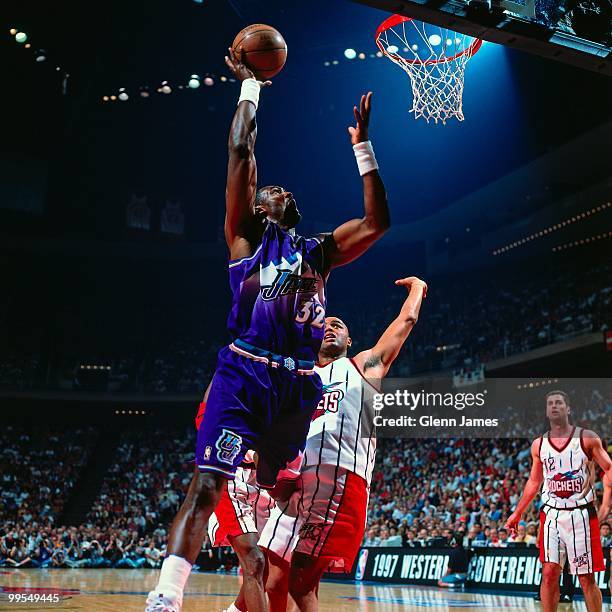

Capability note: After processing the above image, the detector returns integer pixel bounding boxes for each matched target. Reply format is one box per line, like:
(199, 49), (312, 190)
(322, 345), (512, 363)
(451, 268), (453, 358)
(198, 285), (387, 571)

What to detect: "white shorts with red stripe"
(539, 503), (605, 574)
(208, 466), (275, 547)
(258, 463), (368, 571)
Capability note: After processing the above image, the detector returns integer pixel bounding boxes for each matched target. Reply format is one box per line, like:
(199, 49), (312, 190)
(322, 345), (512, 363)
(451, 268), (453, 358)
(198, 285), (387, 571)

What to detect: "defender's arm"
(504, 439), (544, 534)
(326, 92), (390, 270)
(352, 277), (427, 379)
(583, 432), (612, 521)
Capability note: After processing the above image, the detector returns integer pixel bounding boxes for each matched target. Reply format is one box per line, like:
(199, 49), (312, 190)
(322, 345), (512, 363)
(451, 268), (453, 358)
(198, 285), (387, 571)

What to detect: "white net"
(376, 16), (482, 124)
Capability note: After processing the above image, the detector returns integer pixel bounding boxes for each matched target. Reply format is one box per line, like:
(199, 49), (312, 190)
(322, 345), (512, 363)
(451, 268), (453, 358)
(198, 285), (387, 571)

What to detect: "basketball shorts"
(195, 344), (322, 488)
(207, 467), (276, 547)
(539, 504), (605, 574)
(259, 464), (369, 571)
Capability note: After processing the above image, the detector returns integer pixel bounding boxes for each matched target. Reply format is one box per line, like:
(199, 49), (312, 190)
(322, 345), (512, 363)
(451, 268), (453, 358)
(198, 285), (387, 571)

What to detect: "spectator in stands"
(524, 523), (538, 545)
(385, 527), (402, 547)
(509, 523), (527, 543)
(2, 538), (32, 568)
(363, 528), (379, 547)
(144, 538), (163, 568)
(600, 522), (612, 548)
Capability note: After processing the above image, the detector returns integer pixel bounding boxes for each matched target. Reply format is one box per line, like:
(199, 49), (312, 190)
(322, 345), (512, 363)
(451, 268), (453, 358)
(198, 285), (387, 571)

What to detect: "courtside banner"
(360, 377), (612, 439)
(355, 547), (610, 593)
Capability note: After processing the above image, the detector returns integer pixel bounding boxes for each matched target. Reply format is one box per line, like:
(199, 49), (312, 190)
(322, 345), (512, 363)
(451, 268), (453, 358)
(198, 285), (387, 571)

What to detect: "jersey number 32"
(295, 298), (325, 328)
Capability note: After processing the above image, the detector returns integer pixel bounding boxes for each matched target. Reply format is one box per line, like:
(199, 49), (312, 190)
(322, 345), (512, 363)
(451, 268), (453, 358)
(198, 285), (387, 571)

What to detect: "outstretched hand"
(224, 47), (272, 87)
(395, 276), (428, 298)
(348, 91), (373, 145)
(504, 512), (521, 537)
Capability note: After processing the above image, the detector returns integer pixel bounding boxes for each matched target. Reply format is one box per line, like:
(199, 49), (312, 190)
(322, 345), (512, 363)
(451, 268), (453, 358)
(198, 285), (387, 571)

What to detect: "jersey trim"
(547, 426), (576, 453)
(228, 245), (263, 268)
(348, 357), (382, 393)
(579, 428), (593, 460)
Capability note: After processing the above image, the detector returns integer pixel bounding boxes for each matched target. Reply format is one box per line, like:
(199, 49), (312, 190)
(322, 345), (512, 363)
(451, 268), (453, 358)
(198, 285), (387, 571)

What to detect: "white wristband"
(238, 78), (261, 110)
(353, 140), (379, 176)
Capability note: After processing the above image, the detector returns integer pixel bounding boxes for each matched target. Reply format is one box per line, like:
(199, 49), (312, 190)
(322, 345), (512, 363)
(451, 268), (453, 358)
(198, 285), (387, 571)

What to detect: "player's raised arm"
(223, 48), (270, 260)
(504, 439), (544, 535)
(325, 92), (390, 269)
(353, 276), (427, 379)
(582, 431), (612, 521)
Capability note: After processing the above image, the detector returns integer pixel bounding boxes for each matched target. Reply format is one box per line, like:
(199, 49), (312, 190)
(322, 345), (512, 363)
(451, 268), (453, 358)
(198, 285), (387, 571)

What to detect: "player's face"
(322, 317), (351, 353)
(256, 186), (301, 228)
(546, 393), (570, 421)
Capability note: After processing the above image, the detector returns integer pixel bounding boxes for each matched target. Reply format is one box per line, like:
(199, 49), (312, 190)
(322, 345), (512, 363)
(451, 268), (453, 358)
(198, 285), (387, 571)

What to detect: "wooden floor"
(0, 568), (588, 611)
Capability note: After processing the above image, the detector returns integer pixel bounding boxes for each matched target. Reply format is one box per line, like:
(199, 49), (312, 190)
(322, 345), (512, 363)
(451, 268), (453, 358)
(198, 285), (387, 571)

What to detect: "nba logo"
(355, 549), (369, 581)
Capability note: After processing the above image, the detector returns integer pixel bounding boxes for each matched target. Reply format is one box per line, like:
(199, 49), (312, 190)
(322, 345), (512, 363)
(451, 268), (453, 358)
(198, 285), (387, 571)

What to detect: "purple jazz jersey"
(227, 221), (327, 362)
(196, 222), (327, 485)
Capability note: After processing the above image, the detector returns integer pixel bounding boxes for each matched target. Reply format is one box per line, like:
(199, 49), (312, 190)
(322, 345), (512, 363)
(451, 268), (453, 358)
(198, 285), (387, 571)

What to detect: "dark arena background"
(1, 0), (611, 610)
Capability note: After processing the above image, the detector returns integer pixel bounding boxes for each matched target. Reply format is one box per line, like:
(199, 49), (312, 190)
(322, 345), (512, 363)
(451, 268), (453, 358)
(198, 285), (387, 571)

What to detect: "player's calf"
(288, 553), (329, 612)
(228, 533), (266, 612)
(577, 573), (603, 612)
(146, 472), (225, 612)
(166, 471), (224, 561)
(265, 550), (291, 612)
(540, 562), (562, 611)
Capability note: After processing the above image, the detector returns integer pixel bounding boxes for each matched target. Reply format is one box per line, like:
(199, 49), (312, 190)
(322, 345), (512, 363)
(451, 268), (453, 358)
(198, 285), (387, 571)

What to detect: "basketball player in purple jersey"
(145, 48), (389, 612)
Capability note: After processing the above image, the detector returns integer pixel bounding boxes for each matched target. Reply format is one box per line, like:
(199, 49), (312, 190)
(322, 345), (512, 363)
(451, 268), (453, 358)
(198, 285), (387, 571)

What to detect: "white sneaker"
(145, 591), (181, 612)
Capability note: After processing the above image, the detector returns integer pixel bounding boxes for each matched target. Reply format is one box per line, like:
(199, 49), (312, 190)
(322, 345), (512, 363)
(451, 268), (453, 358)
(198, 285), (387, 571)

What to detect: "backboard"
(352, 0), (611, 75)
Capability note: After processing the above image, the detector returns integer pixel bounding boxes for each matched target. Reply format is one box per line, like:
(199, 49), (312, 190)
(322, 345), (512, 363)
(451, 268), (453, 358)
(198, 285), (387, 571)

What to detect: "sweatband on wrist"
(353, 140), (379, 176)
(238, 78), (260, 110)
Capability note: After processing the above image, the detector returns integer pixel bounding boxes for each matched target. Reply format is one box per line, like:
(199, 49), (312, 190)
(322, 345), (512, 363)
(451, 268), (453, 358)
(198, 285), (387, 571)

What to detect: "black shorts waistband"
(542, 502), (594, 512)
(230, 339), (315, 375)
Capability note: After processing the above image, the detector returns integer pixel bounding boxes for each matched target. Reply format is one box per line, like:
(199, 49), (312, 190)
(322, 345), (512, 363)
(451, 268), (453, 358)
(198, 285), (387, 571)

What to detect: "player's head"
(319, 316), (351, 359)
(545, 389), (571, 424)
(254, 186), (301, 229)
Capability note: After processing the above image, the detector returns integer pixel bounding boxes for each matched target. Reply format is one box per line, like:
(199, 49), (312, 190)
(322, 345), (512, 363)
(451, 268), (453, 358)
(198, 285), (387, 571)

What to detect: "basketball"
(231, 24), (287, 80)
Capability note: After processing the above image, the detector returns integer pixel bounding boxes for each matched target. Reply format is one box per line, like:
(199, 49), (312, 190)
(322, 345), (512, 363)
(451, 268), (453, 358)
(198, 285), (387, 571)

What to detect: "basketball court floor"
(0, 569), (591, 610)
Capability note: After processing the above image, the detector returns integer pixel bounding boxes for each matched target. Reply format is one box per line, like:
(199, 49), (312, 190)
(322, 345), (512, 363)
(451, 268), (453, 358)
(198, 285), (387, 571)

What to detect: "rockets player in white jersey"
(259, 275), (428, 612)
(505, 390), (612, 612)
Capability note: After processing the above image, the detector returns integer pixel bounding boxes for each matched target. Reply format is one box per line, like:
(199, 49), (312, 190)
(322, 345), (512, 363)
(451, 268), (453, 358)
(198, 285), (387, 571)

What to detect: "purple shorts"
(195, 344), (322, 488)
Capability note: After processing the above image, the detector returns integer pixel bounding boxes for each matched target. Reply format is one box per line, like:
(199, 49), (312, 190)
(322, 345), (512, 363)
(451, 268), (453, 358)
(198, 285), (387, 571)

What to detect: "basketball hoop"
(375, 15), (482, 124)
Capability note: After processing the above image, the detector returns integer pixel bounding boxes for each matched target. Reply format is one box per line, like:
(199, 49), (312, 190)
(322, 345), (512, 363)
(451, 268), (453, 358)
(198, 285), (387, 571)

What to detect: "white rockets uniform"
(538, 426), (604, 574)
(259, 357), (377, 569)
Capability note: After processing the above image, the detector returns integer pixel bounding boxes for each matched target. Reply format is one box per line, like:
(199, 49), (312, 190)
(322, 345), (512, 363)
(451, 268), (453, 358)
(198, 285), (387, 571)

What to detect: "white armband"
(353, 140), (379, 176)
(238, 78), (261, 110)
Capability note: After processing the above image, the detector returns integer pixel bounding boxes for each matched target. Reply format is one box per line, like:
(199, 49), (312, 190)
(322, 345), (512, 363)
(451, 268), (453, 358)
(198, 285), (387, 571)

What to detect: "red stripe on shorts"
(319, 472), (368, 571)
(538, 509), (546, 564)
(588, 511), (605, 572)
(211, 485), (247, 546)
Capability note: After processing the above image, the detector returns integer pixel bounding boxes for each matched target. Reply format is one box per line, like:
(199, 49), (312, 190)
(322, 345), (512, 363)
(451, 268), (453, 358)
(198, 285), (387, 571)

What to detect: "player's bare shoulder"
(530, 436), (544, 462)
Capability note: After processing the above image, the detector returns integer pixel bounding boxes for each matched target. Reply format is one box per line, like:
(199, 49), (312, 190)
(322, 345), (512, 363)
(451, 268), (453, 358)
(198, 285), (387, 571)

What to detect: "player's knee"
(192, 472), (223, 510)
(541, 565), (561, 586)
(266, 568), (288, 594)
(577, 573), (596, 588)
(288, 581), (314, 602)
(242, 546), (265, 580)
